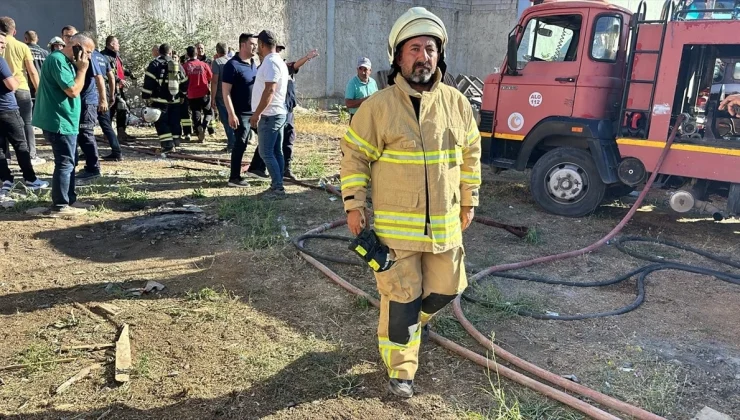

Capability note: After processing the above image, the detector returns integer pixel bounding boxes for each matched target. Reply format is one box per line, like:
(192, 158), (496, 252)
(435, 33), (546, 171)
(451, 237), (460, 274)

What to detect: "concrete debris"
(144, 280), (165, 293)
(54, 363), (102, 394)
(125, 280), (165, 296)
(115, 324), (131, 383)
(692, 407), (735, 420)
(94, 303), (122, 316)
(561, 374), (580, 383)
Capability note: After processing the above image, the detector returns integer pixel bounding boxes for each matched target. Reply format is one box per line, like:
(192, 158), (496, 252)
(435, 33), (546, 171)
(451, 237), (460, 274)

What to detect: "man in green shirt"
(33, 33), (92, 216)
(345, 57), (378, 121)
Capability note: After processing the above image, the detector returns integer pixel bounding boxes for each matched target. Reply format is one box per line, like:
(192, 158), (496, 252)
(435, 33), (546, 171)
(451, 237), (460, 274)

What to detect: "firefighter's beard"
(403, 62), (434, 85)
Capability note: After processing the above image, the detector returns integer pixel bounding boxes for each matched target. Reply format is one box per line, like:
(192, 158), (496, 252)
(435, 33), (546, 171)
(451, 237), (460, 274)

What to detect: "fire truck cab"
(479, 0), (740, 218)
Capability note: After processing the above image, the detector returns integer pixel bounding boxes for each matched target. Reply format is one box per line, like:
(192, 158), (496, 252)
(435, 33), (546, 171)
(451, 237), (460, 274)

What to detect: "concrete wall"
(2, 0), (84, 48)
(81, 0), (517, 98)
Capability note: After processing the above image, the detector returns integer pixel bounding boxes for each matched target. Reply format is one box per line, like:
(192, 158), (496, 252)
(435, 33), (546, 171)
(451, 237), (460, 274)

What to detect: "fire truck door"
(496, 11), (586, 140)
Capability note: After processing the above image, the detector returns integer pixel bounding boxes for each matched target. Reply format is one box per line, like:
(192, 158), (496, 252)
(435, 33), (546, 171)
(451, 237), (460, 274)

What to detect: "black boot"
(102, 153), (123, 162)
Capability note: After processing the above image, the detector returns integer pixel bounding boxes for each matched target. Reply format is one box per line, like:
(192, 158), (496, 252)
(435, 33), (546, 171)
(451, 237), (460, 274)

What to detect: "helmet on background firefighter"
(142, 107), (162, 123)
(386, 6), (448, 85)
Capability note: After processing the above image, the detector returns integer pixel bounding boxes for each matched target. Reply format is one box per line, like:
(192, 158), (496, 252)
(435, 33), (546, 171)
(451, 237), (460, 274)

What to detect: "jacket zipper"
(416, 95), (431, 236)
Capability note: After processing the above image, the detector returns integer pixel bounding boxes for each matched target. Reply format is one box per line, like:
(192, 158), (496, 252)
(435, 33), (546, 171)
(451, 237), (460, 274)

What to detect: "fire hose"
(291, 118), (695, 419)
(128, 117), (735, 417)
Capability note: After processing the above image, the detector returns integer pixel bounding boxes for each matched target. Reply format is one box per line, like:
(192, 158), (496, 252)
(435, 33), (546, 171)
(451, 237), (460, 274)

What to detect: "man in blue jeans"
(33, 33), (92, 216)
(223, 33), (258, 187)
(0, 32), (48, 196)
(249, 30), (289, 199)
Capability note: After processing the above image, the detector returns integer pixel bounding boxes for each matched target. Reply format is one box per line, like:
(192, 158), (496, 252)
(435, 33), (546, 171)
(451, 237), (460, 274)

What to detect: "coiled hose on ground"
(136, 117), (720, 418)
(292, 118), (695, 419)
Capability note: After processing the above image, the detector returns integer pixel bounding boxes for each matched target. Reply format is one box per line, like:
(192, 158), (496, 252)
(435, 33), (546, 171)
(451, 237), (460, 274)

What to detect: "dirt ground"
(0, 112), (739, 420)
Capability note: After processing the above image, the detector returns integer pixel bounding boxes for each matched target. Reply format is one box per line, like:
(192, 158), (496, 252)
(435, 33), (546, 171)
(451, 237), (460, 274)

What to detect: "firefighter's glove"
(349, 229), (395, 272)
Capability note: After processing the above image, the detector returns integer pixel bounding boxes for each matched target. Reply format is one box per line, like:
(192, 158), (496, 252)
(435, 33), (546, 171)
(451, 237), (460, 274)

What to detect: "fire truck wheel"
(530, 147), (606, 217)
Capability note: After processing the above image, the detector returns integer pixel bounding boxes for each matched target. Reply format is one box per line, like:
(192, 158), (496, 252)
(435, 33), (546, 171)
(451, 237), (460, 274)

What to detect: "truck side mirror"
(506, 32), (519, 76)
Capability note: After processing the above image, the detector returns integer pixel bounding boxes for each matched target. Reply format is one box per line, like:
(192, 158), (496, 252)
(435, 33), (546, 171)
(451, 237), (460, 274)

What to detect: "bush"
(98, 17), (219, 84)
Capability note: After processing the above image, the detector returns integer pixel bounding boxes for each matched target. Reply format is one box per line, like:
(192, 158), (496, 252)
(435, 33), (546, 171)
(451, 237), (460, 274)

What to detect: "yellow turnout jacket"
(340, 69), (482, 253)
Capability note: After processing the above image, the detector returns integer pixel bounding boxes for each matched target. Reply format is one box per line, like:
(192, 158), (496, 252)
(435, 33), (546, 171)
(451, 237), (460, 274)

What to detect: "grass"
(598, 354), (686, 417)
(14, 343), (57, 374)
(294, 111), (346, 138)
(297, 152), (328, 179)
(430, 315), (468, 340)
(217, 194), (285, 249)
(354, 295), (371, 310)
(7, 187), (51, 213)
(186, 286), (236, 302)
(524, 227), (541, 245)
(467, 282), (545, 320)
(191, 187), (207, 198)
(116, 185), (149, 209)
(132, 351), (152, 379)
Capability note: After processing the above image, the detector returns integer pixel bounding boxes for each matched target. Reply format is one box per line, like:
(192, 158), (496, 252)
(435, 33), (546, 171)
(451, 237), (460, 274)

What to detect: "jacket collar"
(394, 68), (442, 98)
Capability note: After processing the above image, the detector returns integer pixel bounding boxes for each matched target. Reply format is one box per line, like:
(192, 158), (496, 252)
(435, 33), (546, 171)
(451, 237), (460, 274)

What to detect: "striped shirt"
(27, 43), (48, 97)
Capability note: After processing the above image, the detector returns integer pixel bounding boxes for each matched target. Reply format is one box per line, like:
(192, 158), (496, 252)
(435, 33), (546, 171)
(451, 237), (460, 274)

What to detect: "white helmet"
(387, 7), (448, 65)
(142, 107), (162, 123)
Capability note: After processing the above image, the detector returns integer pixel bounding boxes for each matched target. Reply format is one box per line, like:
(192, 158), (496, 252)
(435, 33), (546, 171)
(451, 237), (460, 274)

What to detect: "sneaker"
(247, 168), (269, 179)
(388, 379), (414, 398)
(283, 169), (297, 180)
(31, 157), (46, 166)
(76, 170), (101, 184)
(0, 180), (13, 196)
(71, 201), (95, 210)
(183, 134), (192, 142)
(196, 126), (205, 143)
(227, 178), (250, 188)
(24, 179), (49, 191)
(101, 153), (123, 162)
(221, 147), (233, 154)
(263, 187), (286, 200)
(45, 206), (87, 217)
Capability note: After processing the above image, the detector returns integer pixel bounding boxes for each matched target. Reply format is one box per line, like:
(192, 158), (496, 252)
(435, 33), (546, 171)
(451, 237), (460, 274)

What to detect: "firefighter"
(141, 43), (188, 152)
(195, 42), (217, 136)
(183, 45), (214, 143)
(101, 36), (135, 143)
(339, 7), (481, 398)
(178, 49), (193, 141)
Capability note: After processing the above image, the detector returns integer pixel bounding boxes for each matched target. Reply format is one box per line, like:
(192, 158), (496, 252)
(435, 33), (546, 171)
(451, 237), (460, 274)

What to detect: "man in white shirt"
(249, 30), (289, 199)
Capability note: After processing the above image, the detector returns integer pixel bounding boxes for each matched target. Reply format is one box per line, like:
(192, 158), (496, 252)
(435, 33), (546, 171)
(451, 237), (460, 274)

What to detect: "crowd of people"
(1, 5), (485, 400)
(0, 14), (350, 214)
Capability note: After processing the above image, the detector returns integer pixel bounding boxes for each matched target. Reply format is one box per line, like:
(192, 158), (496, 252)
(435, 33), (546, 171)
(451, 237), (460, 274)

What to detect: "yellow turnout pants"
(373, 246), (467, 380)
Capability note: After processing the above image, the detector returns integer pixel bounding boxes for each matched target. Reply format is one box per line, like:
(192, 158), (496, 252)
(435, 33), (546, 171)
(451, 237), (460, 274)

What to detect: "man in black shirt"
(23, 31), (47, 102)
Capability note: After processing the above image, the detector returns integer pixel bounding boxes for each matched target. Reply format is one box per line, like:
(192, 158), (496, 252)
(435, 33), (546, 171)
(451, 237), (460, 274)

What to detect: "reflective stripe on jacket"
(340, 69), (482, 253)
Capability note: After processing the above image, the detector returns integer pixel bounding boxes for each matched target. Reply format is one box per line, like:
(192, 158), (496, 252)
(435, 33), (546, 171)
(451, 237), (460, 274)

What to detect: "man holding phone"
(33, 33), (93, 216)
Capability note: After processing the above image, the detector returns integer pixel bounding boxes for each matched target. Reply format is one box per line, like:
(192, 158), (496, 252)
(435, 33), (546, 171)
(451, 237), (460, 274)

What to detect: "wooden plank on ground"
(114, 324), (131, 383)
(54, 363), (102, 394)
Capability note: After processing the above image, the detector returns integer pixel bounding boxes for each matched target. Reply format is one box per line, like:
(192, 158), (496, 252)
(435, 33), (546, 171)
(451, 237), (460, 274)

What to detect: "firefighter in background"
(141, 43), (188, 152)
(178, 49), (193, 141)
(102, 36), (135, 143)
(339, 7), (481, 398)
(183, 45), (214, 143)
(195, 42), (217, 136)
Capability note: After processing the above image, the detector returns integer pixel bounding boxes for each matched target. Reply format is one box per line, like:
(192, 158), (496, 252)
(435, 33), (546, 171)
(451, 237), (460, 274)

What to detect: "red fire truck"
(479, 0), (740, 218)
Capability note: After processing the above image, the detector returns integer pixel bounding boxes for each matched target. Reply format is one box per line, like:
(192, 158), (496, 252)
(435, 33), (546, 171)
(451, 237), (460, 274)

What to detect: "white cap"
(357, 57), (372, 69)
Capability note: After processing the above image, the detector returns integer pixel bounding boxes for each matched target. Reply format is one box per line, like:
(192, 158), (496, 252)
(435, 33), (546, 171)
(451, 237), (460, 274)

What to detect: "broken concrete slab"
(692, 407), (735, 420)
(115, 324), (131, 383)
